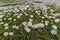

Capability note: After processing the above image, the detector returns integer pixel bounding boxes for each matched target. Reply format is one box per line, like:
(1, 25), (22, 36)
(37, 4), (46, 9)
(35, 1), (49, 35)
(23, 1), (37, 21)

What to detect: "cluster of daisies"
(0, 5), (60, 37)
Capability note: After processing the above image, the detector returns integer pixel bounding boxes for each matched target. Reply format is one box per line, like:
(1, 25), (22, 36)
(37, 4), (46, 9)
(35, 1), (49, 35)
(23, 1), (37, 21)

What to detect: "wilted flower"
(3, 32), (9, 36)
(9, 32), (14, 36)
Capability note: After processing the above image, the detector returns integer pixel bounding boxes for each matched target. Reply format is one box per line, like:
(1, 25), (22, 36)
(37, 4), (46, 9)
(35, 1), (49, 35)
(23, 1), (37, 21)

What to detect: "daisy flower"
(9, 32), (14, 36)
(4, 18), (6, 20)
(12, 25), (17, 29)
(27, 22), (32, 26)
(25, 13), (28, 16)
(48, 16), (52, 19)
(30, 15), (34, 18)
(54, 19), (60, 23)
(0, 19), (2, 21)
(42, 17), (45, 19)
(29, 19), (33, 22)
(13, 19), (16, 21)
(8, 17), (12, 21)
(22, 22), (27, 26)
(50, 9), (54, 12)
(17, 15), (21, 18)
(3, 32), (9, 36)
(51, 30), (57, 35)
(33, 23), (45, 28)
(52, 16), (56, 19)
(25, 27), (31, 33)
(15, 27), (19, 30)
(4, 27), (9, 30)
(0, 15), (4, 18)
(52, 25), (57, 30)
(13, 8), (19, 13)
(4, 23), (9, 27)
(37, 13), (40, 15)
(45, 21), (49, 26)
(19, 13), (23, 16)
(0, 22), (4, 24)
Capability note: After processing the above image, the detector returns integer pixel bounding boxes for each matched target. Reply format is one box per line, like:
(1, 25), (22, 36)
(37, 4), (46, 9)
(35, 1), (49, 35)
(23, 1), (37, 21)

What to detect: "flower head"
(25, 27), (31, 33)
(0, 15), (4, 18)
(52, 25), (57, 30)
(8, 17), (12, 21)
(4, 27), (9, 30)
(3, 32), (8, 36)
(9, 32), (14, 36)
(22, 22), (27, 26)
(51, 30), (57, 35)
(17, 15), (21, 18)
(33, 23), (45, 28)
(27, 22), (32, 26)
(54, 19), (60, 23)
(4, 23), (9, 27)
